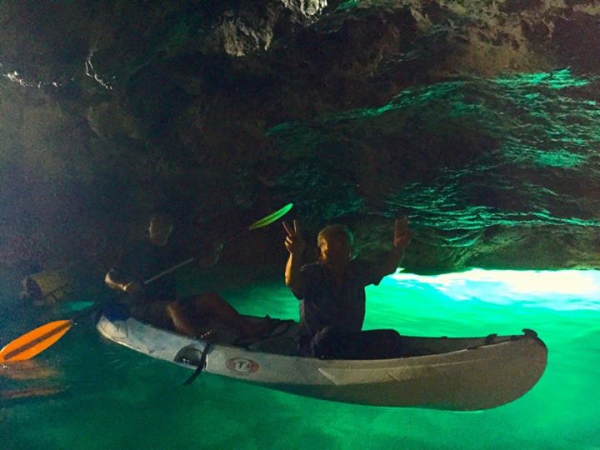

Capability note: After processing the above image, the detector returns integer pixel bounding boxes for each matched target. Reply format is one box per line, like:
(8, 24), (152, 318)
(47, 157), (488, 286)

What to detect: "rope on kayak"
(173, 343), (211, 386)
(232, 319), (295, 349)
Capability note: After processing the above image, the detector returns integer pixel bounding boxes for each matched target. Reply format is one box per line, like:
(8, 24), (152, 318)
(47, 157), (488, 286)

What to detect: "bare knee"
(195, 291), (223, 306)
(165, 301), (178, 317)
(166, 301), (192, 335)
(193, 291), (233, 314)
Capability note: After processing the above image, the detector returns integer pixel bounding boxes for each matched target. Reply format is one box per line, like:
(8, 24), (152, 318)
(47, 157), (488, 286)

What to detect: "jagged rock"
(0, 0), (599, 277)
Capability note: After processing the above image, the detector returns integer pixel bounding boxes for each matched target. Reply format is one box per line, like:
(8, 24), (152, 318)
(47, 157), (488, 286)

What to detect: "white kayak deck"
(96, 310), (547, 411)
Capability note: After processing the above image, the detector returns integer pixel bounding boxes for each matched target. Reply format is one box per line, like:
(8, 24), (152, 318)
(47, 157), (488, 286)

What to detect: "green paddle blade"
(248, 203), (293, 231)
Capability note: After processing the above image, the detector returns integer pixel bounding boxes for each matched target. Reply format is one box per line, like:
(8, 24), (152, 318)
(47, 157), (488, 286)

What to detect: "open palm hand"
(393, 217), (411, 250)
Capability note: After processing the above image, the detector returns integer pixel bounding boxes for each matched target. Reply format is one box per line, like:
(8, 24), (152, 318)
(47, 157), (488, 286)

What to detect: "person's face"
(149, 219), (173, 246)
(319, 234), (352, 267)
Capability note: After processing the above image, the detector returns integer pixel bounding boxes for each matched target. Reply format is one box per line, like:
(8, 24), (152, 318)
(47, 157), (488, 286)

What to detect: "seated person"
(105, 214), (274, 343)
(283, 218), (411, 359)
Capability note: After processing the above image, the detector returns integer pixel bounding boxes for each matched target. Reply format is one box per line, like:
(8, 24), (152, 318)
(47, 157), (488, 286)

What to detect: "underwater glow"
(387, 268), (600, 311)
(3, 267), (600, 449)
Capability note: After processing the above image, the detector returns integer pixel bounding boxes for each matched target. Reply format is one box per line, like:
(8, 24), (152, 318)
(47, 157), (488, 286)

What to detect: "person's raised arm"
(283, 220), (307, 293)
(379, 217), (411, 277)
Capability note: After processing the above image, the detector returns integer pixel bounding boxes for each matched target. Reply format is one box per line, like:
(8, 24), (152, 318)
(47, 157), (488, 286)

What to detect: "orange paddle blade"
(0, 320), (73, 363)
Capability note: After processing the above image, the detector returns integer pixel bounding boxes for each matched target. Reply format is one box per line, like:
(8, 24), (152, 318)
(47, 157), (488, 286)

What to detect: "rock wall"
(0, 0), (599, 280)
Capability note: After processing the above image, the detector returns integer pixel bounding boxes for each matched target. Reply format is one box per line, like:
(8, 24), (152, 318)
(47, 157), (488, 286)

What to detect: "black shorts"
(129, 300), (175, 330)
(300, 327), (403, 360)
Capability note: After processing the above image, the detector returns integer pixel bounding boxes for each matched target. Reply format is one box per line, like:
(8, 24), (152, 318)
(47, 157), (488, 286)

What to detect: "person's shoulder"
(350, 258), (386, 285)
(121, 238), (159, 259)
(350, 258), (373, 270)
(301, 261), (324, 278)
(127, 238), (153, 253)
(349, 258), (379, 278)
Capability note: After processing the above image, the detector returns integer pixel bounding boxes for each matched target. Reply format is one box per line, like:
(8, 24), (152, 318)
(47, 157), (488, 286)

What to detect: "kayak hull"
(96, 311), (547, 410)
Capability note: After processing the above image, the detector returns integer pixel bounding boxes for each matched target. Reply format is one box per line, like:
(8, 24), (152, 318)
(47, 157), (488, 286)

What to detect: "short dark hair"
(317, 224), (354, 247)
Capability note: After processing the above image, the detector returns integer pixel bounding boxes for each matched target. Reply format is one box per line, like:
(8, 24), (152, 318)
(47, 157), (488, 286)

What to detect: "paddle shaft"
(143, 232), (248, 285)
(144, 257), (195, 285)
(144, 203), (293, 285)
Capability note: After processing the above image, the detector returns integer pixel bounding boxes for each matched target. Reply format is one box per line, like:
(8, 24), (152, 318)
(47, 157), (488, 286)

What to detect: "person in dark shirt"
(105, 214), (273, 343)
(283, 218), (411, 359)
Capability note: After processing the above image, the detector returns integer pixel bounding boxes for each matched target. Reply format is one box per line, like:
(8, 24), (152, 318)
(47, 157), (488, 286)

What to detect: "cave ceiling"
(0, 0), (599, 276)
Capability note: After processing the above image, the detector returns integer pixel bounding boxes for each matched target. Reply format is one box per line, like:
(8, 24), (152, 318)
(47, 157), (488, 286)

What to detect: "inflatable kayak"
(96, 309), (547, 411)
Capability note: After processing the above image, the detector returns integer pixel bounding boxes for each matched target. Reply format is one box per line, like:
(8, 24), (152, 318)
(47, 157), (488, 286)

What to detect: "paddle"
(1, 203), (294, 362)
(0, 320), (72, 363)
(144, 203), (294, 284)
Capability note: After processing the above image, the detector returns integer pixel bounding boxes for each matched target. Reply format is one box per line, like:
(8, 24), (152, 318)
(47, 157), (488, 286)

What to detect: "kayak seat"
(234, 320), (298, 355)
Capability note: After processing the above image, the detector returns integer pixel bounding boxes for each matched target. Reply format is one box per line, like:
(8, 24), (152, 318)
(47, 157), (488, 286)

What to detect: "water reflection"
(387, 269), (600, 310)
(1, 268), (599, 450)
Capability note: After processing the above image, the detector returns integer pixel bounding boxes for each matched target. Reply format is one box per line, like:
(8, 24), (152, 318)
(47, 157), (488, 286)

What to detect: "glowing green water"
(2, 268), (599, 449)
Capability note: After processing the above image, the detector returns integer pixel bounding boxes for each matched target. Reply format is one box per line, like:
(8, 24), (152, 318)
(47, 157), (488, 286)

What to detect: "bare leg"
(191, 292), (272, 338)
(166, 302), (201, 337)
(166, 292), (272, 339)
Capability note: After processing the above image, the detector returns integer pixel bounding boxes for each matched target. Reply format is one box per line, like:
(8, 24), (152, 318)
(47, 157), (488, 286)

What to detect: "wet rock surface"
(0, 0), (599, 279)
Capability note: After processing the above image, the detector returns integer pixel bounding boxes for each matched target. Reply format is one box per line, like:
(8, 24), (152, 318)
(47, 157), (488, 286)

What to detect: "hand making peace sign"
(283, 220), (306, 255)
